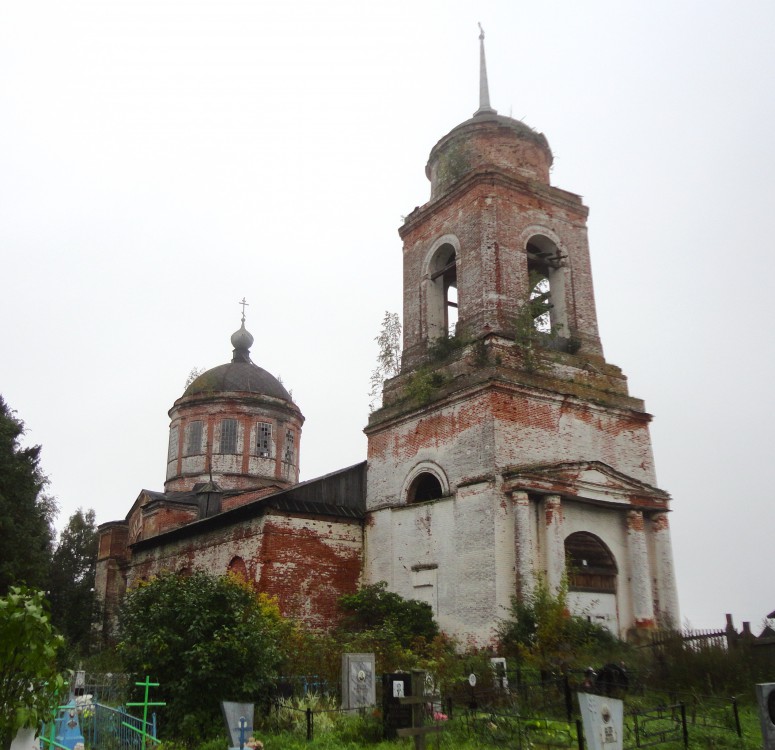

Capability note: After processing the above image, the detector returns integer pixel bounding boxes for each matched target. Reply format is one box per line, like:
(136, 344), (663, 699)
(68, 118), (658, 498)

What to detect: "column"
(626, 510), (656, 629)
(651, 512), (680, 628)
(543, 494), (565, 593)
(513, 491), (535, 600)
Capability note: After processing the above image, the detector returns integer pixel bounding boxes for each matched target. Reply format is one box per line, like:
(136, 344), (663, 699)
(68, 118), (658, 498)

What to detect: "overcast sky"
(2, 0), (773, 632)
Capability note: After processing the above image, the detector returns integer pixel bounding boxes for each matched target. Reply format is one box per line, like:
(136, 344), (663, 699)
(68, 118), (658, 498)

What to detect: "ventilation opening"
(407, 472), (443, 503)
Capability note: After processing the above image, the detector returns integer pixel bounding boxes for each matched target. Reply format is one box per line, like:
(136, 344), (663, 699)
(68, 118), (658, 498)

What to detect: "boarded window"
(565, 532), (617, 593)
(167, 426), (179, 461)
(284, 429), (295, 463)
(257, 421), (272, 457)
(185, 421), (203, 456)
(220, 419), (238, 454)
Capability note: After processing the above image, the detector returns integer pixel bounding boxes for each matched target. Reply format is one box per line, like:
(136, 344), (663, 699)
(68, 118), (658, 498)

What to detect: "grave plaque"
(341, 653), (375, 710)
(756, 683), (775, 750)
(220, 702), (254, 750)
(382, 673), (412, 740)
(578, 692), (623, 750)
(490, 657), (508, 690)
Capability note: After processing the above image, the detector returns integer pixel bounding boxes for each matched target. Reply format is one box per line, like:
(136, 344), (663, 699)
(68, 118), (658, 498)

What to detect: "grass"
(238, 698), (764, 750)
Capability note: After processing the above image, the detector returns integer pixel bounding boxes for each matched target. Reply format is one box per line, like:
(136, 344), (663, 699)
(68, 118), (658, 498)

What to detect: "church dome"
(183, 319), (292, 402)
(165, 312), (304, 494)
(426, 113), (553, 199)
(184, 362), (292, 401)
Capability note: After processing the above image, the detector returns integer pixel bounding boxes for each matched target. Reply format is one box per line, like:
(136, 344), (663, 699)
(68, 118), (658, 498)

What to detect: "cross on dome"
(239, 296), (249, 324)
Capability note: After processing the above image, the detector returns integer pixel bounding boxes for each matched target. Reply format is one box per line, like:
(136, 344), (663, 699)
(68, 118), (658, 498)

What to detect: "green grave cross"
(124, 676), (166, 750)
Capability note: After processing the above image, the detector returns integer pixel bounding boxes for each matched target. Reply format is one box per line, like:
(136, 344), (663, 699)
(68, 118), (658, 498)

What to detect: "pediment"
(125, 489), (166, 521)
(503, 460), (669, 508)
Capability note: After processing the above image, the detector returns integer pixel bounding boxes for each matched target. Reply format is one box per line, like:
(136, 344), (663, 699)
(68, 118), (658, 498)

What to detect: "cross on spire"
(239, 297), (249, 323)
(475, 23), (497, 117)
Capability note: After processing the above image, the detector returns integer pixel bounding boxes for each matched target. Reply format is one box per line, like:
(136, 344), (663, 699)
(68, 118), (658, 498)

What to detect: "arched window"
(407, 472), (443, 503)
(227, 556), (248, 582)
(427, 242), (458, 339)
(526, 236), (566, 334)
(565, 532), (617, 593)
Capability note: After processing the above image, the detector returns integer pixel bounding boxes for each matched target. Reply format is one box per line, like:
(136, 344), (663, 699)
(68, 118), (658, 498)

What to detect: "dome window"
(284, 429), (295, 464)
(219, 419), (238, 454)
(256, 421), (273, 458)
(167, 426), (179, 462)
(185, 420), (204, 456)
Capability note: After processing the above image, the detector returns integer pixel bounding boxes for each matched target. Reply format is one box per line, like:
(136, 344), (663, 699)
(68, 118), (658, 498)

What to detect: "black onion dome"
(184, 362), (292, 401)
(182, 318), (292, 402)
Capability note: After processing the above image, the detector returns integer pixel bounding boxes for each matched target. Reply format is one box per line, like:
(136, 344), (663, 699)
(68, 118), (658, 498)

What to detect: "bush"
(497, 576), (625, 674)
(118, 571), (291, 743)
(0, 588), (68, 750)
(339, 582), (439, 648)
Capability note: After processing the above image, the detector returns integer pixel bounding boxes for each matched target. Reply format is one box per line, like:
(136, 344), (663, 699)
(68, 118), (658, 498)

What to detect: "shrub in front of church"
(497, 575), (622, 675)
(118, 571), (292, 743)
(338, 581), (439, 647)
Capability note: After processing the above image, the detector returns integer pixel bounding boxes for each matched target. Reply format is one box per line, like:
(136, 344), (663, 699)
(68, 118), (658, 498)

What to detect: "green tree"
(47, 508), (99, 655)
(118, 571), (290, 741)
(338, 581), (439, 649)
(368, 311), (402, 411)
(0, 396), (56, 595)
(0, 587), (68, 750)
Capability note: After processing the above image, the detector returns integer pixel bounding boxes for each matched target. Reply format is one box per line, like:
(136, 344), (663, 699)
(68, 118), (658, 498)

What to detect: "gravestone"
(341, 653), (375, 710)
(578, 692), (623, 750)
(220, 702), (254, 750)
(490, 657), (508, 690)
(382, 673), (412, 740)
(55, 702), (85, 750)
(756, 683), (775, 750)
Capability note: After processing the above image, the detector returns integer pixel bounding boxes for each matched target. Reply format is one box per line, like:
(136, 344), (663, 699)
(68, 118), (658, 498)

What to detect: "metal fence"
(70, 672), (132, 706)
(80, 702), (157, 750)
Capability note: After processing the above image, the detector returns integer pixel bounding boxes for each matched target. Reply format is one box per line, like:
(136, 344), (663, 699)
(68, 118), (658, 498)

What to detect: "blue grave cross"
(236, 716), (250, 750)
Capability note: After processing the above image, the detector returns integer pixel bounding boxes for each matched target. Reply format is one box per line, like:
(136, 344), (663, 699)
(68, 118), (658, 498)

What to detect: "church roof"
(129, 461), (367, 551)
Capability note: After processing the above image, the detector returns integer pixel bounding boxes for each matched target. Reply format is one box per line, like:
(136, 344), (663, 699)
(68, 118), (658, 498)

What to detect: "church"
(95, 35), (680, 645)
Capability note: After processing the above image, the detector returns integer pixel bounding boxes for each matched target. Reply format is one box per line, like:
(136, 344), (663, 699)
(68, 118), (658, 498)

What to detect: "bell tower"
(364, 30), (679, 643)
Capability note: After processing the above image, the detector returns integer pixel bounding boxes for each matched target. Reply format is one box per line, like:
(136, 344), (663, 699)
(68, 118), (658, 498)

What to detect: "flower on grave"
(246, 737), (263, 750)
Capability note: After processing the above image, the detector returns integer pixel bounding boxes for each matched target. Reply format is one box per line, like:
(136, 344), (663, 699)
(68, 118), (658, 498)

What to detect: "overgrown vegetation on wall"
(368, 312), (402, 412)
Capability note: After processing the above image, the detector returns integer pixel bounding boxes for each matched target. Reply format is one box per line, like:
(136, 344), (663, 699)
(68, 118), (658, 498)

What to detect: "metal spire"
(475, 23), (497, 117)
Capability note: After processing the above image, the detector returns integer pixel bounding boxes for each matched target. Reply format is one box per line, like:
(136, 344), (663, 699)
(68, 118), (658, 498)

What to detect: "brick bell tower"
(364, 30), (679, 644)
